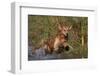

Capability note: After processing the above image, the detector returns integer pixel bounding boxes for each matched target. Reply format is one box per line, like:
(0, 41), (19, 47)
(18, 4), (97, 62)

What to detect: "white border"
(11, 2), (97, 74)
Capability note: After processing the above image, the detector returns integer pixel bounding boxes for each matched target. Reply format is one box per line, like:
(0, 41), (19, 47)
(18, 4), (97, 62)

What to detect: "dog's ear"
(68, 26), (72, 30)
(58, 25), (63, 30)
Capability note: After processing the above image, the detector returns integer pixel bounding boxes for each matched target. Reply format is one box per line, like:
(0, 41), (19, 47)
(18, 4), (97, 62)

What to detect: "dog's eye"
(64, 30), (66, 31)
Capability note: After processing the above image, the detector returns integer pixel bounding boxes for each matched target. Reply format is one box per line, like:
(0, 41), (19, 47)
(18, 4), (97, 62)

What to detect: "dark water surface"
(28, 47), (61, 60)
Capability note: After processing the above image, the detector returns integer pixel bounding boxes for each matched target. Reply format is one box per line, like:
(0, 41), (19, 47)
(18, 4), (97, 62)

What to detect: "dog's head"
(58, 23), (72, 36)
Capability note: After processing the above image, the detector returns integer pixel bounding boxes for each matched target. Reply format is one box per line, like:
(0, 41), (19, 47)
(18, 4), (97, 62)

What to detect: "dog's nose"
(64, 34), (68, 40)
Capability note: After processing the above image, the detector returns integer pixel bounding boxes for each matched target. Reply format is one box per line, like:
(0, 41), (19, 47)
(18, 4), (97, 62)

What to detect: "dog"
(41, 22), (72, 54)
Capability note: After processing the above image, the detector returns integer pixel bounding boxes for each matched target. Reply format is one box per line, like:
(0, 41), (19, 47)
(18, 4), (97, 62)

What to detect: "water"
(28, 47), (60, 60)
